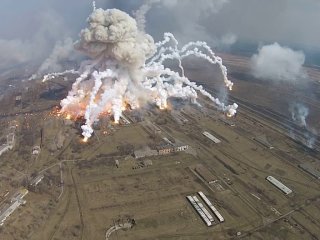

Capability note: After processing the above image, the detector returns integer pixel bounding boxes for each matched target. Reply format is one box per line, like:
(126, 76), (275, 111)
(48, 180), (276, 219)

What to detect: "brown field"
(0, 53), (320, 239)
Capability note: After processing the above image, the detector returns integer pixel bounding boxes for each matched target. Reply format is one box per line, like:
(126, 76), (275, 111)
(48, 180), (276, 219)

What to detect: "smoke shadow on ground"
(40, 87), (66, 101)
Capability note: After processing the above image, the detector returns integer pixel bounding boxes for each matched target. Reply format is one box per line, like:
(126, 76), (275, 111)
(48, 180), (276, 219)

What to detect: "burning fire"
(66, 114), (71, 120)
(159, 102), (168, 110)
(82, 137), (88, 143)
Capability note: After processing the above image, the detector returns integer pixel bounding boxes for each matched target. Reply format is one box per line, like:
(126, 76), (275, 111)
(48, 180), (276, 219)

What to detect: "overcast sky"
(0, 0), (319, 70)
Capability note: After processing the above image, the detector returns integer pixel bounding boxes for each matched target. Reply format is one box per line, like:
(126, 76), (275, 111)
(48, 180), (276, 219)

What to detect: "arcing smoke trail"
(133, 0), (160, 31)
(44, 6), (238, 140)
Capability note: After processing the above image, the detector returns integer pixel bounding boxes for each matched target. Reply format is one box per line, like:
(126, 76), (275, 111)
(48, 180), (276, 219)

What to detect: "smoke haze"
(0, 0), (319, 72)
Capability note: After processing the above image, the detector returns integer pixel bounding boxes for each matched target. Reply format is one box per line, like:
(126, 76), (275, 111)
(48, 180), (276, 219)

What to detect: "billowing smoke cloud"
(251, 43), (306, 82)
(45, 6), (237, 140)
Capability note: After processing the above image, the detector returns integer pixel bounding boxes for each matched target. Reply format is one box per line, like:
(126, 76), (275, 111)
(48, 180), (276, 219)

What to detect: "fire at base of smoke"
(42, 5), (238, 140)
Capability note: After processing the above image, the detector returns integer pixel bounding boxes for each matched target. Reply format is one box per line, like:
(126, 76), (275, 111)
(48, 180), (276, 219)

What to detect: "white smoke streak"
(133, 0), (160, 31)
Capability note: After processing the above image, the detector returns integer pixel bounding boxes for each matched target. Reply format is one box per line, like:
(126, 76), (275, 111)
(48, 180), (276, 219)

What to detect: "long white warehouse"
(186, 196), (212, 227)
(198, 191), (225, 223)
(192, 196), (215, 223)
(266, 176), (292, 195)
(203, 131), (221, 144)
(0, 189), (28, 226)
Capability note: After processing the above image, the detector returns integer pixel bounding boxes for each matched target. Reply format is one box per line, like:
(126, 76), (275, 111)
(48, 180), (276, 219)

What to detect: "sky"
(0, 0), (319, 70)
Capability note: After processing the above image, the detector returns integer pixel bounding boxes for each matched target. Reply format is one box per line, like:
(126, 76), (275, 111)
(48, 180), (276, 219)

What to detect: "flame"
(160, 103), (168, 110)
(66, 114), (71, 120)
(82, 137), (88, 143)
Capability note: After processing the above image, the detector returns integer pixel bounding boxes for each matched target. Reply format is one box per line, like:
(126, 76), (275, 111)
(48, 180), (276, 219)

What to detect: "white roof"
(266, 176), (292, 195)
(203, 131), (221, 143)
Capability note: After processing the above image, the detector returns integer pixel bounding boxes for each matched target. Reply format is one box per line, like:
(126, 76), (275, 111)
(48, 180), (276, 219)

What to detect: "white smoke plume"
(30, 38), (75, 79)
(289, 102), (318, 149)
(251, 42), (306, 82)
(289, 103), (309, 127)
(45, 6), (237, 140)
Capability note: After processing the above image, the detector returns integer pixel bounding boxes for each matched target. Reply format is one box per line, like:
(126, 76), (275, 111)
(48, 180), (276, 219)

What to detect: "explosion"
(43, 5), (238, 140)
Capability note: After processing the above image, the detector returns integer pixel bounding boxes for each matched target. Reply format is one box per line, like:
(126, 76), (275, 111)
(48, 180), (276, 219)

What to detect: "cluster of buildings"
(0, 189), (28, 226)
(134, 138), (189, 159)
(156, 142), (189, 155)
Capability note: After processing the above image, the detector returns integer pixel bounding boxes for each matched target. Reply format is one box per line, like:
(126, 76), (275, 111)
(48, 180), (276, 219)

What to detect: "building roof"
(266, 176), (292, 195)
(203, 131), (221, 144)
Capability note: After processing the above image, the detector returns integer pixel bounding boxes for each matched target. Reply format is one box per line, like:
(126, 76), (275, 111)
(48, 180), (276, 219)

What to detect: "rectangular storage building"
(203, 131), (221, 144)
(192, 196), (214, 223)
(198, 191), (224, 223)
(266, 176), (292, 195)
(186, 196), (212, 227)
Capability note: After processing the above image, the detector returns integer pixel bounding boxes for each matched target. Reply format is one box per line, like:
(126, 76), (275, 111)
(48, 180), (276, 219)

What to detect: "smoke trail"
(133, 0), (160, 31)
